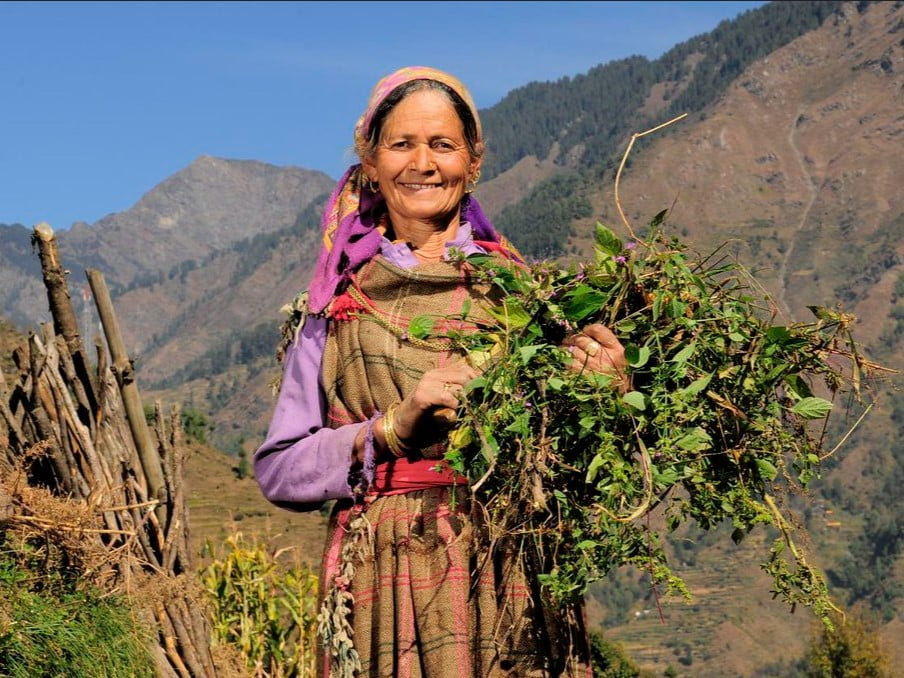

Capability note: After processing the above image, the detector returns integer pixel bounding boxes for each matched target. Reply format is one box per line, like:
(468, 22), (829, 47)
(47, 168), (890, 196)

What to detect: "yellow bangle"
(383, 403), (413, 458)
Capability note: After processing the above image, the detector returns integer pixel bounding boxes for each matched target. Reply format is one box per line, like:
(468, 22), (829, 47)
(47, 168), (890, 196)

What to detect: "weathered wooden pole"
(31, 223), (99, 430)
(86, 268), (168, 522)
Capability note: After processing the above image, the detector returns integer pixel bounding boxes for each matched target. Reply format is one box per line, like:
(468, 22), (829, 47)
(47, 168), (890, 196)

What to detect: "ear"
(361, 154), (378, 182)
(469, 154), (483, 180)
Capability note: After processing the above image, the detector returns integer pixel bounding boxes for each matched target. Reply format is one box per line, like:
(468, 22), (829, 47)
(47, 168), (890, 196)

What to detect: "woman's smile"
(399, 182), (442, 190)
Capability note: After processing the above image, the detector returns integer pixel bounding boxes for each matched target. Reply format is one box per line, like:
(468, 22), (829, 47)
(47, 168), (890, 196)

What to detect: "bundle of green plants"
(201, 532), (319, 677)
(424, 213), (881, 625)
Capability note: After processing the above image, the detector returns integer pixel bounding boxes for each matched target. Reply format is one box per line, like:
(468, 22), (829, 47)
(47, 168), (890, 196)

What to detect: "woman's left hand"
(562, 324), (630, 393)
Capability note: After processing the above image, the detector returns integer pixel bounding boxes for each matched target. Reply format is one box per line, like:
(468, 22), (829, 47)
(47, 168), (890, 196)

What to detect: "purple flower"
(615, 255), (627, 264)
(400, 331), (409, 341)
(625, 242), (637, 250)
(525, 401), (533, 410)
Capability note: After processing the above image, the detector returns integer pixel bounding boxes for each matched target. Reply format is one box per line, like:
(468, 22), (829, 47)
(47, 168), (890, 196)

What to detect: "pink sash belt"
(370, 457), (467, 496)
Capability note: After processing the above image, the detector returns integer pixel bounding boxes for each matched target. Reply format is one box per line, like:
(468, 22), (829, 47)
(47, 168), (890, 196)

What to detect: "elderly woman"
(254, 66), (627, 677)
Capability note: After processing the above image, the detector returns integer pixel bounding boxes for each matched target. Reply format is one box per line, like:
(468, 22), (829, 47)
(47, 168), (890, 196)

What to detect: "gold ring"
(442, 382), (451, 392)
(586, 341), (601, 357)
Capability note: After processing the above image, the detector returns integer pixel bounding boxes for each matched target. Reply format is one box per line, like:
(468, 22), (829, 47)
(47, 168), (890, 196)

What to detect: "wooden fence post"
(86, 268), (168, 526)
(31, 222), (99, 428)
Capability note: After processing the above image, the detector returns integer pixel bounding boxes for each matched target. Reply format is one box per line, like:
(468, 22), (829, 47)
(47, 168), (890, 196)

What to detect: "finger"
(566, 344), (593, 372)
(432, 407), (458, 427)
(568, 333), (603, 359)
(582, 324), (621, 347)
(435, 364), (478, 386)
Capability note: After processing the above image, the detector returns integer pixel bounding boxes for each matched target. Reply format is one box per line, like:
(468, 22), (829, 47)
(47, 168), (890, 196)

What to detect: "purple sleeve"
(253, 315), (364, 511)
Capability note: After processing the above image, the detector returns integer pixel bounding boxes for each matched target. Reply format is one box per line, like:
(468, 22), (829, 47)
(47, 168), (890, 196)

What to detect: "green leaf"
(670, 342), (696, 365)
(518, 344), (545, 365)
(616, 318), (636, 334)
(579, 415), (596, 431)
(564, 288), (608, 321)
(680, 373), (712, 397)
(766, 326), (791, 344)
(547, 376), (566, 391)
(756, 458), (778, 481)
(586, 454), (606, 483)
(481, 426), (499, 463)
(464, 376), (486, 393)
(783, 374), (814, 399)
(622, 391), (647, 411)
(653, 466), (679, 486)
(487, 298), (532, 329)
(676, 427), (712, 451)
(459, 298), (471, 319)
(624, 344), (651, 368)
(791, 397), (833, 419)
(594, 223), (624, 257)
(504, 412), (530, 436)
(806, 305), (835, 321)
(408, 315), (435, 339)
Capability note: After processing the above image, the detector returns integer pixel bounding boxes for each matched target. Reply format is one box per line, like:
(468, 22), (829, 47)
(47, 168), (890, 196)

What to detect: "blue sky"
(1, 1), (764, 230)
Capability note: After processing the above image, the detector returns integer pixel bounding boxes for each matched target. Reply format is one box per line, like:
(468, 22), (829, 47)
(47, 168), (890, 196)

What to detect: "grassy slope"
(182, 442), (328, 573)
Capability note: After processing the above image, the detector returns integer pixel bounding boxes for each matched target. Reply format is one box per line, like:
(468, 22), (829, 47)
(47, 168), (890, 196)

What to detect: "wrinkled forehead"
(355, 66), (481, 145)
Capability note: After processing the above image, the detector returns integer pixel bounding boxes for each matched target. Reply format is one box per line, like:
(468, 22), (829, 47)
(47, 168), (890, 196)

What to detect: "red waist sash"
(370, 457), (467, 496)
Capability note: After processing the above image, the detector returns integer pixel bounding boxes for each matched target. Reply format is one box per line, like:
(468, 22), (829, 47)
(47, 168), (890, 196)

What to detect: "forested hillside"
(482, 0), (843, 255)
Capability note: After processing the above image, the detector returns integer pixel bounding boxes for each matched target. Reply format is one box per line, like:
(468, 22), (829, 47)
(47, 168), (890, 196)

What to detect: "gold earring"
(363, 174), (379, 193)
(466, 169), (481, 194)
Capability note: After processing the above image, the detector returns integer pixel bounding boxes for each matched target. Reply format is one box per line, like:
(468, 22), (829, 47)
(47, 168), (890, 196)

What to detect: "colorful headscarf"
(307, 66), (510, 314)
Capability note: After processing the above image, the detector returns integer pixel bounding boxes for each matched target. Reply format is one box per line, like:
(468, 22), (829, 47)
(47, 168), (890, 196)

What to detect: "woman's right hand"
(393, 363), (478, 445)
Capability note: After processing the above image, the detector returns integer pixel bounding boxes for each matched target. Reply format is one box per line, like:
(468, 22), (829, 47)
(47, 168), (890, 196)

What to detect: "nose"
(411, 144), (436, 172)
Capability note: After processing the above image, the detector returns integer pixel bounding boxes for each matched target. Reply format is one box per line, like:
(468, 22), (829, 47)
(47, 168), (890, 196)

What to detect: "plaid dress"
(319, 256), (591, 677)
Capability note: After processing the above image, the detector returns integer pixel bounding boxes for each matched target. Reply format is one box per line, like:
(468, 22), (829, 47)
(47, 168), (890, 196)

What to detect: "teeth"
(402, 183), (439, 189)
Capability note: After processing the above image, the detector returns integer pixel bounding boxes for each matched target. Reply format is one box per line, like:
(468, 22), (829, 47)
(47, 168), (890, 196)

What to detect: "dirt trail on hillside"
(776, 108), (821, 317)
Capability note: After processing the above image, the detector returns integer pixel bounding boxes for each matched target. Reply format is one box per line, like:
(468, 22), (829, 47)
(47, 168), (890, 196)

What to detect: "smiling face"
(362, 89), (480, 237)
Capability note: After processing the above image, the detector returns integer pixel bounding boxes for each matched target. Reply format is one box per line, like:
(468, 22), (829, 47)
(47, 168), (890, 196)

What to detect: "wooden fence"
(0, 223), (221, 676)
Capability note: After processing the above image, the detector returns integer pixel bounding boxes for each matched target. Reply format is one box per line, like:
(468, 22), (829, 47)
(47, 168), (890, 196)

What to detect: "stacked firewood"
(0, 223), (221, 677)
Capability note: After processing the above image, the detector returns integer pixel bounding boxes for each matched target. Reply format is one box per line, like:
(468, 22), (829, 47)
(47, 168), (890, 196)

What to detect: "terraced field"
(593, 520), (854, 676)
(183, 443), (328, 571)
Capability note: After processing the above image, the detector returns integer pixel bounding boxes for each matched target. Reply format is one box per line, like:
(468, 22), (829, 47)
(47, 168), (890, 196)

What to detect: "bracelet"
(383, 403), (413, 458)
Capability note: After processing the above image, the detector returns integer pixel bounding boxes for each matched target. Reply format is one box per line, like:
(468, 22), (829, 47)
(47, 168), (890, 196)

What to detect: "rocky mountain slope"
(1, 156), (333, 331)
(592, 1), (903, 334)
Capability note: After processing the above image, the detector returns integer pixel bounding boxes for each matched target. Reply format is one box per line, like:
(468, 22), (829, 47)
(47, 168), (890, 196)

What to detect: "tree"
(234, 449), (250, 480)
(181, 406), (213, 444)
(805, 614), (889, 678)
(589, 630), (649, 677)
